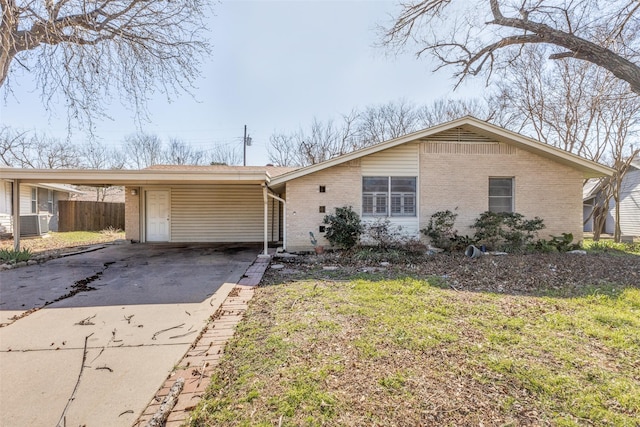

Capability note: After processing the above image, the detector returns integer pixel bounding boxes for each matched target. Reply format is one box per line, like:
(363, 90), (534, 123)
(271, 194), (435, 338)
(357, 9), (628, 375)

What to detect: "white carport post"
(262, 185), (269, 256)
(267, 192), (286, 251)
(12, 180), (20, 251)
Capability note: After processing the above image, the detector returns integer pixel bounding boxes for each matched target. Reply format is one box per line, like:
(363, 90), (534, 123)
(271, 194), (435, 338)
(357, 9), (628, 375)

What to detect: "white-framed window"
(489, 177), (514, 213)
(363, 176), (416, 217)
(47, 190), (54, 214)
(31, 188), (37, 214)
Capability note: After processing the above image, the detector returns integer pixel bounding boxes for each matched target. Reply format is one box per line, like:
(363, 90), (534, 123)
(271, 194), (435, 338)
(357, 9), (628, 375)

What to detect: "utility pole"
(243, 125), (252, 166)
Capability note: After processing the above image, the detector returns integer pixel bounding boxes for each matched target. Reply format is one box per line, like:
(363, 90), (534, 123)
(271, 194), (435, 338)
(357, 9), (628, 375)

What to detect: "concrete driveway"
(0, 242), (260, 427)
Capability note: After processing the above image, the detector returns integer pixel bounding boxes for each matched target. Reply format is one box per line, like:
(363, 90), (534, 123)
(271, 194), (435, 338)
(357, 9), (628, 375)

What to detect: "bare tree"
(268, 133), (299, 167)
(268, 100), (494, 166)
(269, 114), (360, 167)
(0, 125), (30, 166)
(1, 0), (211, 129)
(594, 91), (640, 242)
(357, 99), (419, 145)
(487, 45), (640, 242)
(490, 46), (614, 158)
(164, 138), (205, 165)
(208, 144), (241, 166)
(417, 98), (491, 128)
(78, 140), (125, 201)
(0, 125), (79, 168)
(383, 0), (640, 94)
(123, 132), (163, 169)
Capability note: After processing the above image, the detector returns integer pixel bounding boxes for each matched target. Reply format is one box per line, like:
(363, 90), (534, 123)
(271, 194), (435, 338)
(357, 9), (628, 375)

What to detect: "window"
(489, 178), (514, 213)
(390, 177), (416, 216)
(47, 190), (54, 214)
(319, 185), (326, 193)
(319, 206), (326, 213)
(363, 177), (416, 217)
(31, 188), (37, 214)
(319, 225), (326, 233)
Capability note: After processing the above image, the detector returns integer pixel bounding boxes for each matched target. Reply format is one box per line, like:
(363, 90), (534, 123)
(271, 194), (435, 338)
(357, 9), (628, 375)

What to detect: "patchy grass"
(189, 273), (640, 426)
(583, 238), (640, 255)
(0, 230), (125, 255)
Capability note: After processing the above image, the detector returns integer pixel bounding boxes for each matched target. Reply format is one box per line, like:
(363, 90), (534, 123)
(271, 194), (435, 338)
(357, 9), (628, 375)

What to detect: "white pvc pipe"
(262, 185), (268, 255)
(267, 192), (286, 251)
(13, 180), (20, 251)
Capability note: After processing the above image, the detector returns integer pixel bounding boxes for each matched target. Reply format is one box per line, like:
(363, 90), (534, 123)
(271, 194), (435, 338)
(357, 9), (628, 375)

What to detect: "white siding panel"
(19, 184), (34, 214)
(619, 168), (640, 236)
(0, 214), (12, 234)
(361, 143), (419, 176)
(361, 217), (420, 240)
(0, 181), (11, 215)
(170, 186), (276, 242)
(361, 144), (419, 237)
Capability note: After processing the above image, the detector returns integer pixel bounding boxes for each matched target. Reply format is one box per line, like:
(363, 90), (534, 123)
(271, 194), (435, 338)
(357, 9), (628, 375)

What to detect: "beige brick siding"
(285, 142), (584, 251)
(124, 186), (140, 241)
(419, 144), (584, 241)
(285, 164), (361, 251)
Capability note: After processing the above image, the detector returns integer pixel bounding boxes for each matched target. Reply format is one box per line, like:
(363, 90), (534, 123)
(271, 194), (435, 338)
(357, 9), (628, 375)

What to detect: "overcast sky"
(1, 0), (485, 166)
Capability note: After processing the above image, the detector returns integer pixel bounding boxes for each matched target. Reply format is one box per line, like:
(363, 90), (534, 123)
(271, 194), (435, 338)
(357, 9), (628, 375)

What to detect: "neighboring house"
(0, 117), (613, 252)
(583, 158), (640, 237)
(0, 181), (83, 237)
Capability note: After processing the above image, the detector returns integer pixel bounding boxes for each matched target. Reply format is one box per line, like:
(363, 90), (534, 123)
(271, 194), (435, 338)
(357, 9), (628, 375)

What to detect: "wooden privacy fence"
(58, 201), (125, 232)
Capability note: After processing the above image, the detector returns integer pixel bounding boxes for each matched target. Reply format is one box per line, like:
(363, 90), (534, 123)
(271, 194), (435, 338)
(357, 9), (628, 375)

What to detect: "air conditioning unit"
(19, 214), (50, 236)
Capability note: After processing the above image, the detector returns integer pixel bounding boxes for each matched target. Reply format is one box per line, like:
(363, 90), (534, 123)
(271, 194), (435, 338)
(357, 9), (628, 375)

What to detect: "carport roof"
(0, 165), (298, 186)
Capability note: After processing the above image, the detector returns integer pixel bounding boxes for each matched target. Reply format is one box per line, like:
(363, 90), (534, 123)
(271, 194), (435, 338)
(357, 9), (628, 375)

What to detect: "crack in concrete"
(1, 342), (194, 353)
(3, 261), (115, 327)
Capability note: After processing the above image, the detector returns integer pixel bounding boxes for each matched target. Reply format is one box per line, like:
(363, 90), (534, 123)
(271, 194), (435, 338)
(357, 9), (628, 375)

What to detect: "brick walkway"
(134, 255), (271, 426)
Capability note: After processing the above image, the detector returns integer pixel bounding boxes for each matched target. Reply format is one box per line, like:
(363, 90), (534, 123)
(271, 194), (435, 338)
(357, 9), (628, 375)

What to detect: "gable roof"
(269, 116), (614, 186)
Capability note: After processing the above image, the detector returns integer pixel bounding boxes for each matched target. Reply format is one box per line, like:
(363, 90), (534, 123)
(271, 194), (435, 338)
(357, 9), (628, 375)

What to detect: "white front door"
(146, 190), (170, 242)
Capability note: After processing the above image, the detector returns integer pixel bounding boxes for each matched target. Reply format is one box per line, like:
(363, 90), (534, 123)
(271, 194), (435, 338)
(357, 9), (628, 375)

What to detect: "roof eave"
(0, 168), (271, 186)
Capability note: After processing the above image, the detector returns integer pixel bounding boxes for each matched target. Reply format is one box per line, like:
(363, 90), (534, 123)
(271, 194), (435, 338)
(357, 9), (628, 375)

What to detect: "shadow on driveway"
(1, 242), (260, 313)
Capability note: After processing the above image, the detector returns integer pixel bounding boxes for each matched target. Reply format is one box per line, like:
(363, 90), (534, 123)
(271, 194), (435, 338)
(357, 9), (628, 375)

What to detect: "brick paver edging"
(133, 255), (270, 426)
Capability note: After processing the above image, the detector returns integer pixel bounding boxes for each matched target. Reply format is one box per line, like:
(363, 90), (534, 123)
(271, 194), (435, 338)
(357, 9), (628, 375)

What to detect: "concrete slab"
(0, 243), (259, 427)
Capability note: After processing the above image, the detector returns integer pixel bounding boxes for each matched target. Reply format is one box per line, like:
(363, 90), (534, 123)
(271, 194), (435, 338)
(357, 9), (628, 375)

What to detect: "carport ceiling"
(0, 168), (271, 186)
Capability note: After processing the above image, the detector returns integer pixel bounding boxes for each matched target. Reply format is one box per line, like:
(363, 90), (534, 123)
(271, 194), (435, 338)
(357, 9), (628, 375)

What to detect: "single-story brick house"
(0, 117), (613, 252)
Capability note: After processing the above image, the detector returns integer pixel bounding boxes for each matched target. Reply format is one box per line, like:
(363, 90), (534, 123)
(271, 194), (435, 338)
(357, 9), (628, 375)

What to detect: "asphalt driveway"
(0, 242), (260, 426)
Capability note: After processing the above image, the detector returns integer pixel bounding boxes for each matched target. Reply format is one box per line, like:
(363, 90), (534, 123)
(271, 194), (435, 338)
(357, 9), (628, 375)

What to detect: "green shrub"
(550, 233), (581, 252)
(421, 210), (476, 251)
(472, 211), (545, 252)
(323, 206), (363, 250)
(421, 210), (459, 251)
(0, 248), (32, 263)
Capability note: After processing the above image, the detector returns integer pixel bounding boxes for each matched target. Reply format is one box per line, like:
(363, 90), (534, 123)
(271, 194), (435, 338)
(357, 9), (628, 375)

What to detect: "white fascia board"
(0, 168), (271, 185)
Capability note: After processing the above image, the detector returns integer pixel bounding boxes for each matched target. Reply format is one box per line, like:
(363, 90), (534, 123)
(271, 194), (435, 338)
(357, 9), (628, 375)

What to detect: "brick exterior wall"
(419, 146), (584, 240)
(125, 186), (140, 241)
(285, 164), (362, 251)
(285, 144), (584, 251)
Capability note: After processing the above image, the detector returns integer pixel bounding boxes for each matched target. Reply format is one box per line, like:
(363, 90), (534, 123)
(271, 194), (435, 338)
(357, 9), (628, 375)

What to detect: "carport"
(0, 166), (291, 254)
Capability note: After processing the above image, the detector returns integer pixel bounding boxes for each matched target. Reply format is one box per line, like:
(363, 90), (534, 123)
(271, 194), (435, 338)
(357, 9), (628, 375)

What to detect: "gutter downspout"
(262, 185), (268, 256)
(266, 191), (286, 252)
(12, 180), (20, 251)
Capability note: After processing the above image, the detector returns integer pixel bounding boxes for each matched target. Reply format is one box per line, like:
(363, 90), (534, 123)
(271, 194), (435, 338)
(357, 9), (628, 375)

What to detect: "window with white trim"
(31, 188), (37, 214)
(363, 177), (416, 217)
(488, 177), (514, 213)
